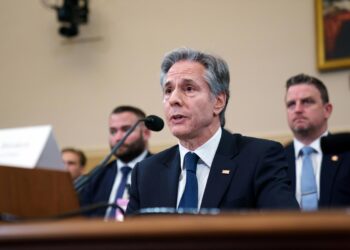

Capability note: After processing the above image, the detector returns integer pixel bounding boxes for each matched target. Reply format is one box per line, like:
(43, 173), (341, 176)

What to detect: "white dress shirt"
(177, 127), (222, 210)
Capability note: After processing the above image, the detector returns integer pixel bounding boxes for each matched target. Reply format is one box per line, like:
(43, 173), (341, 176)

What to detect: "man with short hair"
(126, 48), (298, 214)
(62, 147), (87, 180)
(80, 105), (152, 217)
(284, 73), (350, 210)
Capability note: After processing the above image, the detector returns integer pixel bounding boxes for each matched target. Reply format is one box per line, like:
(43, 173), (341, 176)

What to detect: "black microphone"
(74, 115), (164, 194)
(144, 115), (164, 131)
(320, 133), (350, 154)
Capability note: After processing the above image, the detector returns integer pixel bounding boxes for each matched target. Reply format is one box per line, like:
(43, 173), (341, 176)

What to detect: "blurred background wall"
(0, 0), (349, 170)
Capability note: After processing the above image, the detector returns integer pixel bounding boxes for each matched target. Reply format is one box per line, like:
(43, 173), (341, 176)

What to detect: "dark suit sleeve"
(77, 178), (100, 217)
(77, 162), (117, 217)
(254, 141), (299, 209)
(78, 176), (93, 207)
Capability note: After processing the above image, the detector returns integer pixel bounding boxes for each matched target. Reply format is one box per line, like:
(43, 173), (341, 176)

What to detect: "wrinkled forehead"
(286, 84), (321, 100)
(163, 61), (206, 86)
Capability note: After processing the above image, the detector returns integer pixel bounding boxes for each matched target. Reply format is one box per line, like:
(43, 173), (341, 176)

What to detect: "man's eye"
(287, 102), (296, 109)
(164, 88), (172, 95)
(185, 85), (195, 92)
(121, 126), (131, 132)
(302, 99), (314, 106)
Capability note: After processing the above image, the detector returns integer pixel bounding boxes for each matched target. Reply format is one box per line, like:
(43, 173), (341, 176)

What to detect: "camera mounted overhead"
(43, 0), (89, 38)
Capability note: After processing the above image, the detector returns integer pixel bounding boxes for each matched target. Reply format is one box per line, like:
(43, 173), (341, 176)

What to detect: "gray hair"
(160, 48), (230, 127)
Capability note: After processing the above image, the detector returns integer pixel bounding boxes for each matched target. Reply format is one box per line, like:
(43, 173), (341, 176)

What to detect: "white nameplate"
(0, 125), (64, 171)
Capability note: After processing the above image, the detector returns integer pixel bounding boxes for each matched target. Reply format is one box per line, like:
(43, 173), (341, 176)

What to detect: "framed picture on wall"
(316, 0), (350, 71)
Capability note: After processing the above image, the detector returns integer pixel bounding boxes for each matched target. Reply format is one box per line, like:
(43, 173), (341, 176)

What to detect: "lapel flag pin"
(331, 155), (339, 162)
(222, 169), (230, 175)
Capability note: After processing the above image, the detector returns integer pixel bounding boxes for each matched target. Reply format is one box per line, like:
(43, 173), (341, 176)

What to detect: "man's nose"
(113, 130), (125, 141)
(168, 88), (183, 105)
(294, 102), (304, 112)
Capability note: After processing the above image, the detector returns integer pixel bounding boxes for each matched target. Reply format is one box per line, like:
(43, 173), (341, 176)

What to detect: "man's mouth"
(170, 114), (187, 123)
(294, 116), (306, 122)
(172, 114), (185, 120)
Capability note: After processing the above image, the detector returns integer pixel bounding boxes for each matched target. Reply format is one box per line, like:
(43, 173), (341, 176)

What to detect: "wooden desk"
(1, 211), (350, 249)
(0, 166), (79, 217)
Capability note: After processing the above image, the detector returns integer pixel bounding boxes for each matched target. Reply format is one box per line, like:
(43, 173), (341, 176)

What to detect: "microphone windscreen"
(144, 115), (164, 132)
(320, 133), (350, 154)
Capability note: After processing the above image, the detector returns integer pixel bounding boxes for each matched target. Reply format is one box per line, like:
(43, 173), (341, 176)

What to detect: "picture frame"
(316, 0), (350, 71)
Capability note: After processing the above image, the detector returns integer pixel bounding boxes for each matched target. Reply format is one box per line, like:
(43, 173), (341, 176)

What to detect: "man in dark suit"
(284, 73), (350, 210)
(79, 105), (152, 218)
(126, 48), (299, 214)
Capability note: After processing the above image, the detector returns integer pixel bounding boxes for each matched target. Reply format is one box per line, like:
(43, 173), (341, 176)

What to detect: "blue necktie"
(109, 165), (132, 218)
(178, 152), (199, 210)
(300, 146), (318, 211)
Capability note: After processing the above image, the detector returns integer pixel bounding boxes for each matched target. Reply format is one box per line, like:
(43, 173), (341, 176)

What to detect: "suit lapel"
(201, 130), (239, 208)
(97, 161), (118, 202)
(285, 144), (296, 194)
(159, 147), (181, 207)
(319, 153), (342, 205)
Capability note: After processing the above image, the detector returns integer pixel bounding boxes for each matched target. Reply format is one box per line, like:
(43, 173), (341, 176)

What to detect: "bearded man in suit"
(80, 105), (152, 217)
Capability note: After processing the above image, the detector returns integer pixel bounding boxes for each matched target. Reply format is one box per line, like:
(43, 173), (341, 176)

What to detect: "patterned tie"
(109, 165), (132, 218)
(300, 146), (318, 211)
(178, 152), (199, 210)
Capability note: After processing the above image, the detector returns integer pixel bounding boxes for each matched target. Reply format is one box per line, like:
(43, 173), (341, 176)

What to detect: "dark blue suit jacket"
(285, 142), (350, 208)
(80, 152), (152, 217)
(126, 129), (299, 214)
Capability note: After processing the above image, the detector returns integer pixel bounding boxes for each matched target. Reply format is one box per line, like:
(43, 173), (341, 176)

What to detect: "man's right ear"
(213, 92), (226, 116)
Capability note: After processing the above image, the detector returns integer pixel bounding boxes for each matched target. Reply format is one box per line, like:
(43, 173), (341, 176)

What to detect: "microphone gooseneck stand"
(74, 115), (164, 194)
(74, 119), (145, 194)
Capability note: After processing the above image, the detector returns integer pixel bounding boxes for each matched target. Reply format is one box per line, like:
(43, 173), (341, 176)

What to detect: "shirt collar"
(293, 131), (328, 158)
(116, 149), (148, 169)
(179, 127), (222, 169)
